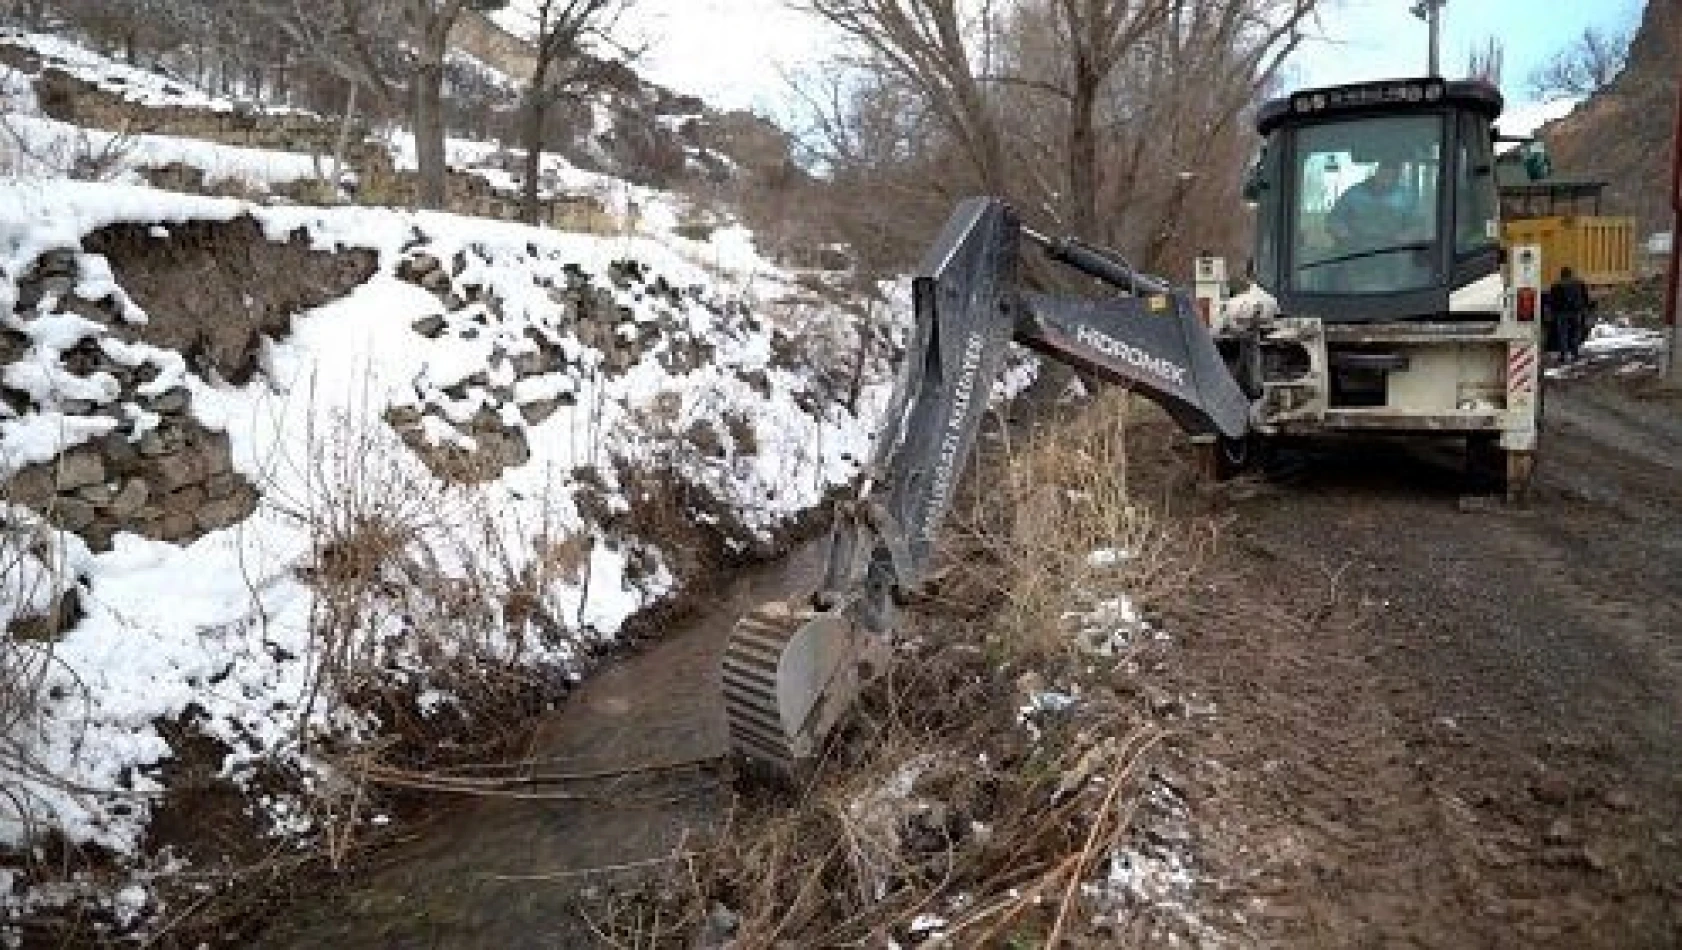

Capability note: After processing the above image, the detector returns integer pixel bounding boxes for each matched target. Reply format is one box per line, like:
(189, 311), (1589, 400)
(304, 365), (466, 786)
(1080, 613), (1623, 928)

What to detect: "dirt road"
(1148, 358), (1682, 946)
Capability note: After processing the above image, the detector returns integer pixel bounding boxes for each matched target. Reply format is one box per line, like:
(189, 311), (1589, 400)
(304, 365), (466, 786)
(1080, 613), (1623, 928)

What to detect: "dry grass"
(954, 389), (1218, 661)
(0, 496), (91, 845)
(252, 402), (603, 869)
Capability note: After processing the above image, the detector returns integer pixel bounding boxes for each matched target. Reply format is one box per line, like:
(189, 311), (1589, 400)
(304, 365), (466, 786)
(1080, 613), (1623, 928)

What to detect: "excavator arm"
(721, 197), (1252, 776)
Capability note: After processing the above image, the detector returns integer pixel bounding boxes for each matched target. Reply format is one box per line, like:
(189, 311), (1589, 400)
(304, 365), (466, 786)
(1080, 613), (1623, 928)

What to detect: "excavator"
(722, 76), (1546, 776)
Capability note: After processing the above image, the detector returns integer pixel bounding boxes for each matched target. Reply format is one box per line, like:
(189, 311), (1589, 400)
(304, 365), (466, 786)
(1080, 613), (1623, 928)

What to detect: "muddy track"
(1151, 361), (1682, 946)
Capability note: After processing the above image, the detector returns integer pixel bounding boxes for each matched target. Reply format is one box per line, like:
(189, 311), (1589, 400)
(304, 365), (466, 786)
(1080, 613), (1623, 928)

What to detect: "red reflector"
(1516, 286), (1537, 322)
(1196, 297), (1212, 326)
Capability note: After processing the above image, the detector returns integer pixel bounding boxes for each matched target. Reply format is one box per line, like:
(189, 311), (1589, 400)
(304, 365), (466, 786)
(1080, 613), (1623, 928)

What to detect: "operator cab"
(1247, 78), (1504, 322)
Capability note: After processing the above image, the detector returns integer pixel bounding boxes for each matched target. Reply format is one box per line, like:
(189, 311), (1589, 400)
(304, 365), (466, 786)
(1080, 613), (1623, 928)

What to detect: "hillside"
(0, 21), (907, 938)
(1538, 0), (1679, 237)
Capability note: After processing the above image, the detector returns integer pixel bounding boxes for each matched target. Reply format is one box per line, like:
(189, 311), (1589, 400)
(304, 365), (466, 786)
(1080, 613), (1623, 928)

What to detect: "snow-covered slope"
(0, 29), (308, 116)
(0, 179), (894, 935)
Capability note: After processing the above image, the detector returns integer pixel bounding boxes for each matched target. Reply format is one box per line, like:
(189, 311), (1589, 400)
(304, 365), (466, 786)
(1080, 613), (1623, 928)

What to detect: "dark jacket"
(1549, 274), (1592, 316)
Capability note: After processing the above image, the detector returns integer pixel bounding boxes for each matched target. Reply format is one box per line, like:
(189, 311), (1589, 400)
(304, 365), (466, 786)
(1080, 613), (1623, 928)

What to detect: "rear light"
(1516, 286), (1537, 322)
(1195, 297), (1212, 326)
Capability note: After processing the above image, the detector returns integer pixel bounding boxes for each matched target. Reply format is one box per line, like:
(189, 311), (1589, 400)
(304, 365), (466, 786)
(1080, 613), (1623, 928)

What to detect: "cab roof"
(1257, 78), (1504, 137)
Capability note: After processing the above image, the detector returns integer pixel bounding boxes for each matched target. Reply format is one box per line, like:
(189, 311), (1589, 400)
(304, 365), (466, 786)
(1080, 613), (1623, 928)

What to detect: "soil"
(1144, 353), (1682, 946)
(244, 349), (1682, 948)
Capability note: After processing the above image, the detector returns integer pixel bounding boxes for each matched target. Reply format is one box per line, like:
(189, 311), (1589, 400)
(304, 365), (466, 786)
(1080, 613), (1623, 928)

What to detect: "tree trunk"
(331, 80), (360, 189)
(521, 96), (548, 225)
(520, 56), (553, 226)
(1068, 68), (1099, 241)
(413, 60), (447, 210)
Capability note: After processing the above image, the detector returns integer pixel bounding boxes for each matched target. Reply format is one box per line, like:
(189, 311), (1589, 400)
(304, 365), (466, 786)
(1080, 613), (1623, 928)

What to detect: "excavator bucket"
(721, 601), (864, 776)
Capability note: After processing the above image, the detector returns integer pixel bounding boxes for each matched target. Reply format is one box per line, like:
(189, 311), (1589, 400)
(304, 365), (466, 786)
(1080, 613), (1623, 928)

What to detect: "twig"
(480, 851), (697, 882)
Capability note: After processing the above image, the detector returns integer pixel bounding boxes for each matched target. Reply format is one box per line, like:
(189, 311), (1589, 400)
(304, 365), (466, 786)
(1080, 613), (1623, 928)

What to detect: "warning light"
(1516, 286), (1537, 322)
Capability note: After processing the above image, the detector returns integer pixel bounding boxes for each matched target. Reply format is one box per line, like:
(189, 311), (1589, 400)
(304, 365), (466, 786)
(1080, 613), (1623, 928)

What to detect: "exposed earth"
(249, 346), (1682, 948)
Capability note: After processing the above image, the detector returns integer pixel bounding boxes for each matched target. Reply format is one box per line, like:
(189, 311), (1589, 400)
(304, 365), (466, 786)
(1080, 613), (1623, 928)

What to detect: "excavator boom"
(721, 197), (1251, 777)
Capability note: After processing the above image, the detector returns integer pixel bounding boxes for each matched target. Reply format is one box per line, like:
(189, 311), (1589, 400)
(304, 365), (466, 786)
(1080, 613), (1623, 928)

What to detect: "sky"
(506, 0), (1649, 115)
(1287, 0), (1648, 100)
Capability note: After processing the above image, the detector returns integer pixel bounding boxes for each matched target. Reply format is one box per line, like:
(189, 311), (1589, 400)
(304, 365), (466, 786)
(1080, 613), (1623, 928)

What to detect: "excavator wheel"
(720, 601), (865, 781)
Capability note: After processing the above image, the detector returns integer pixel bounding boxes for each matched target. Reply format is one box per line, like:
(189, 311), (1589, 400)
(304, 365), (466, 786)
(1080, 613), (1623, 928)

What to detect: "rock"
(490, 430), (530, 468)
(100, 432), (141, 473)
(163, 485), (208, 514)
(153, 453), (203, 493)
(386, 405), (423, 428)
(196, 493), (254, 532)
(520, 398), (561, 426)
(108, 479), (150, 518)
(61, 399), (95, 415)
(6, 467), (56, 507)
(204, 474), (239, 500)
(159, 512), (197, 541)
(138, 430), (170, 457)
(54, 448), (105, 491)
(77, 482), (116, 505)
(686, 420), (726, 459)
(403, 253), (441, 281)
(511, 349), (551, 377)
(412, 314), (447, 338)
(52, 497), (97, 532)
(201, 438), (233, 476)
(151, 387), (191, 415)
(83, 524), (116, 552)
(421, 268), (451, 294)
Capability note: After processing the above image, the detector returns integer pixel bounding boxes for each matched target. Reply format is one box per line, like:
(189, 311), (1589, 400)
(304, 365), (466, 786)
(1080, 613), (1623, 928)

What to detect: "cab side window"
(1455, 113), (1499, 257)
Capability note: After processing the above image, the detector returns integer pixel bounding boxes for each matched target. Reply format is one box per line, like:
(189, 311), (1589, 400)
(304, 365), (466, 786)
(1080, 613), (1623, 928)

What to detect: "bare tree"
(1036, 0), (1171, 239)
(794, 0), (1012, 197)
(501, 0), (639, 224)
(405, 0), (512, 209)
(241, 0), (507, 209)
(1527, 26), (1631, 99)
(792, 0), (1315, 258)
(1465, 35), (1502, 86)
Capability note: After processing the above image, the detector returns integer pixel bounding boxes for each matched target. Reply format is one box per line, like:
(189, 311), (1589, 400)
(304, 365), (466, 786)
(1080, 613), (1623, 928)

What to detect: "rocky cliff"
(1539, 0), (1679, 237)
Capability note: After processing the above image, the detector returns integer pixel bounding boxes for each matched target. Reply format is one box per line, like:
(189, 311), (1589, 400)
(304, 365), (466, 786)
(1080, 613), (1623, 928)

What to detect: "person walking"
(1548, 267), (1594, 363)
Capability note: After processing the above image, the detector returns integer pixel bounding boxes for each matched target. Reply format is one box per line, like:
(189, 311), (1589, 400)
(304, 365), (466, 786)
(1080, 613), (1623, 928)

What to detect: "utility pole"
(1410, 0), (1447, 78)
(1664, 76), (1681, 387)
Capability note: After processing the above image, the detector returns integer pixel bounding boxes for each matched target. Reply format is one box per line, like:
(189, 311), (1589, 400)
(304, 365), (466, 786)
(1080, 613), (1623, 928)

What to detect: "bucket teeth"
(721, 604), (809, 774)
(721, 600), (858, 778)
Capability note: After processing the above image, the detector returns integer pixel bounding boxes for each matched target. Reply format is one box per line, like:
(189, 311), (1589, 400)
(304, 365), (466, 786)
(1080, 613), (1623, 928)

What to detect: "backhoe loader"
(722, 76), (1545, 776)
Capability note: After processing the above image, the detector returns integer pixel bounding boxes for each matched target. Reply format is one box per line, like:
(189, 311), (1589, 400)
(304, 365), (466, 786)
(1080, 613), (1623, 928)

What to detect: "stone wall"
(3, 222), (376, 555)
(35, 67), (352, 158)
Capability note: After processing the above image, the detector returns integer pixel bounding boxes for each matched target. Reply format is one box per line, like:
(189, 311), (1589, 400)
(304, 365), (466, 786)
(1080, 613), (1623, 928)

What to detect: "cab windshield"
(1290, 115), (1443, 295)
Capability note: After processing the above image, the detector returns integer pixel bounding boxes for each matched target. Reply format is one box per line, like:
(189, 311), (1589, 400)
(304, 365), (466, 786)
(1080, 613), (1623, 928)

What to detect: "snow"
(0, 177), (900, 932)
(1495, 96), (1581, 153)
(1, 115), (322, 190)
(0, 30), (308, 116)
